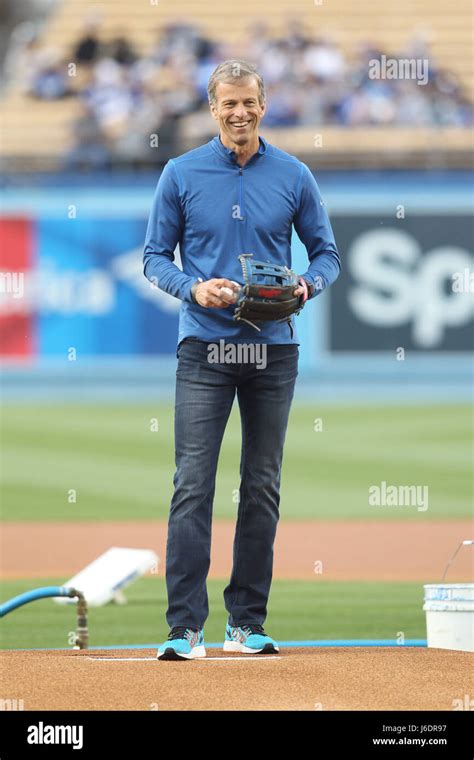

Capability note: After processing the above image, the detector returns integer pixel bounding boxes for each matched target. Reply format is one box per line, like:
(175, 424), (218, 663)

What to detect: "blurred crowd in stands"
(10, 16), (473, 167)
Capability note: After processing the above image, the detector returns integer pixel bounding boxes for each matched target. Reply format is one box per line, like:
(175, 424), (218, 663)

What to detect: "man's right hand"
(193, 278), (240, 308)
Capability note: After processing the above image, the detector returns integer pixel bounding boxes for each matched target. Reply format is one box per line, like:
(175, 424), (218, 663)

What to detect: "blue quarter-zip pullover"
(143, 135), (340, 345)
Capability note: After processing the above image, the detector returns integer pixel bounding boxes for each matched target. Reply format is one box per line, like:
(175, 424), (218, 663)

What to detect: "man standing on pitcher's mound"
(143, 60), (340, 660)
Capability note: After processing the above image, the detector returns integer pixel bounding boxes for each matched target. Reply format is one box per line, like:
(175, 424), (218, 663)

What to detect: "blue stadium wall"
(1, 170), (472, 402)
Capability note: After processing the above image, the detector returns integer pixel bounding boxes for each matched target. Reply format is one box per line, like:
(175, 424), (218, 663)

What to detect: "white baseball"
(220, 286), (237, 300)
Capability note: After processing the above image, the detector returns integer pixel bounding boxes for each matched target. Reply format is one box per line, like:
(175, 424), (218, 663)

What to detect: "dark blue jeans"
(165, 338), (299, 630)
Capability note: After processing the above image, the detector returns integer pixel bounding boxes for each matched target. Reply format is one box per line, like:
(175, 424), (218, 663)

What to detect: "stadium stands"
(1, 0), (472, 169)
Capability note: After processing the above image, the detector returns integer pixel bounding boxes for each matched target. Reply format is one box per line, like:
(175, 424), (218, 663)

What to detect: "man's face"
(210, 77), (265, 147)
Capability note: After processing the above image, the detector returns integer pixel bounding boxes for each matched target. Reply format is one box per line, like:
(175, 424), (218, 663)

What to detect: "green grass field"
(1, 403), (469, 650)
(1, 404), (471, 521)
(0, 577), (426, 649)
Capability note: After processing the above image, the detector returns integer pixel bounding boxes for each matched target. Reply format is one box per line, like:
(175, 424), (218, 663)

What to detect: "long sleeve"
(143, 161), (196, 303)
(293, 164), (341, 298)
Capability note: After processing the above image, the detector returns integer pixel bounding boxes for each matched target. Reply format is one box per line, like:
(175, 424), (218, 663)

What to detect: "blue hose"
(0, 586), (76, 617)
(0, 585), (88, 649)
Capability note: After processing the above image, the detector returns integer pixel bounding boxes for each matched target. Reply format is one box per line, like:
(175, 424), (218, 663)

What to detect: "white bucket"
(423, 584), (474, 652)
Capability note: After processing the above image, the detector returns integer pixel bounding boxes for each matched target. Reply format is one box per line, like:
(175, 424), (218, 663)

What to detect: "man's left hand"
(293, 277), (310, 304)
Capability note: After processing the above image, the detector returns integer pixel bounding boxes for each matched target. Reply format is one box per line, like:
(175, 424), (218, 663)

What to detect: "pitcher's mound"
(1, 647), (472, 710)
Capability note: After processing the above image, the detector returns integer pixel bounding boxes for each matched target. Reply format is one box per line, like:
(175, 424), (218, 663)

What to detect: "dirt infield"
(1, 647), (472, 711)
(2, 519), (472, 581)
(2, 520), (472, 712)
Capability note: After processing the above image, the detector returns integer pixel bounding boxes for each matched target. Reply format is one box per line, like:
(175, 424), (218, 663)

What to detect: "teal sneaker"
(157, 626), (206, 660)
(223, 624), (279, 654)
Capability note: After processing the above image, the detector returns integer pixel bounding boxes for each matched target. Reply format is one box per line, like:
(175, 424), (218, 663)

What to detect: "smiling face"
(210, 76), (265, 148)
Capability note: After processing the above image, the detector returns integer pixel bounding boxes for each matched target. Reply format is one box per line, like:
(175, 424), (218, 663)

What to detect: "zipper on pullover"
(238, 167), (244, 221)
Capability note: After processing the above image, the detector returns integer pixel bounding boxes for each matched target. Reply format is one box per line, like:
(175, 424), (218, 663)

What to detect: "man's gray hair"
(207, 60), (265, 106)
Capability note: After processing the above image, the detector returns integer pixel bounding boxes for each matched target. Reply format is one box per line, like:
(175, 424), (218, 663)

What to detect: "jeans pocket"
(177, 338), (200, 360)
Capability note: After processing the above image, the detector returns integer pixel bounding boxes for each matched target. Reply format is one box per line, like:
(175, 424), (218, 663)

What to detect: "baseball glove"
(233, 254), (305, 335)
